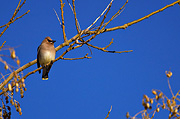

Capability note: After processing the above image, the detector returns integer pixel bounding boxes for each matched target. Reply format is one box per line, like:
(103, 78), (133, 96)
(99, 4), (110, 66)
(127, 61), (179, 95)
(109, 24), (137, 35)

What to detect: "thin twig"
(86, 0), (114, 30)
(87, 0), (180, 34)
(101, 0), (128, 30)
(59, 0), (67, 42)
(53, 8), (62, 28)
(87, 42), (132, 54)
(0, 0), (29, 37)
(61, 53), (91, 60)
(72, 0), (81, 33)
(105, 105), (112, 119)
(84, 1), (113, 44)
(0, 41), (6, 50)
(167, 78), (174, 97)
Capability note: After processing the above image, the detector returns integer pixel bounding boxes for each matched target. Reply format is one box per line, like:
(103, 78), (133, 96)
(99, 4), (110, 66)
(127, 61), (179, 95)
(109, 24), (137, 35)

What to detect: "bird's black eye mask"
(47, 39), (52, 42)
(47, 39), (56, 43)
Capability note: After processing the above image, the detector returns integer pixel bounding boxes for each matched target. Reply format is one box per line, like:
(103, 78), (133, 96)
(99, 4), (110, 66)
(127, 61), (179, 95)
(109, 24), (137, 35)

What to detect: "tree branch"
(0, 0), (178, 92)
(86, 0), (180, 34)
(0, 0), (30, 37)
(60, 0), (67, 42)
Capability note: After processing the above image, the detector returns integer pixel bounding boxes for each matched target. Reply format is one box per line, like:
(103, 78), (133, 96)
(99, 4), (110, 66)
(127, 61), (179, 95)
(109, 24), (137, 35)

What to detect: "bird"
(37, 36), (56, 80)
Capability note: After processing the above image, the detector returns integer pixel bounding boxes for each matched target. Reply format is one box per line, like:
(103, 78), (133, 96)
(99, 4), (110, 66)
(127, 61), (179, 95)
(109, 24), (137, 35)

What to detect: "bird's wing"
(37, 46), (41, 73)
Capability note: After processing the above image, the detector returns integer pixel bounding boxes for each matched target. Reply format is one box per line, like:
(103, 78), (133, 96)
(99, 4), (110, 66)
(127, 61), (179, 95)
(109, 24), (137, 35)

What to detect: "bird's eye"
(47, 39), (51, 42)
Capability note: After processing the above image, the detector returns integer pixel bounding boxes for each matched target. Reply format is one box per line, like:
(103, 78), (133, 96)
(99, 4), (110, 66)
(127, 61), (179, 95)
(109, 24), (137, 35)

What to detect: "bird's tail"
(42, 61), (53, 80)
(42, 66), (49, 80)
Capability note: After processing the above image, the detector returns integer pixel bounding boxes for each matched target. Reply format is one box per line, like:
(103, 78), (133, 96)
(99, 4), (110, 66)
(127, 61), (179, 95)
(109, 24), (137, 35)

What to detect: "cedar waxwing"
(37, 36), (56, 80)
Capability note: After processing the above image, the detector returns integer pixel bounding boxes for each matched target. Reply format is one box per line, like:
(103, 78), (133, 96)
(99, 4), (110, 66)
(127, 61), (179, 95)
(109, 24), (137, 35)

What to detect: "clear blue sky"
(0, 0), (180, 119)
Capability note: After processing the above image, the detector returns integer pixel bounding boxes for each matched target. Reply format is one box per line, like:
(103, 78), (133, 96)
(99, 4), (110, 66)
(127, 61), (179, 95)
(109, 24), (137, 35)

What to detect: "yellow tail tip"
(42, 78), (48, 80)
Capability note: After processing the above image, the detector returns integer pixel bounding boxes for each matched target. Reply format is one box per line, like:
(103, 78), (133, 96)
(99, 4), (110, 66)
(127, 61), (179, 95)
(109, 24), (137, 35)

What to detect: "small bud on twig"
(8, 84), (12, 92)
(4, 64), (8, 70)
(156, 107), (160, 112)
(165, 71), (172, 78)
(152, 90), (157, 95)
(16, 59), (20, 65)
(11, 50), (16, 59)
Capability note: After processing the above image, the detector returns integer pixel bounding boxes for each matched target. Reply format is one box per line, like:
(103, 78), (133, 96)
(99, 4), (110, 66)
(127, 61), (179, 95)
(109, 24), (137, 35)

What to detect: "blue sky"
(0, 0), (180, 119)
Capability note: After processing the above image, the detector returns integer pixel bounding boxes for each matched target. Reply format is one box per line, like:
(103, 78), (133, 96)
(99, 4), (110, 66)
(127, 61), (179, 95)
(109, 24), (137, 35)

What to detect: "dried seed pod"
(21, 78), (25, 83)
(19, 111), (22, 115)
(152, 90), (157, 95)
(156, 108), (160, 112)
(165, 71), (172, 78)
(15, 83), (19, 88)
(144, 103), (150, 109)
(126, 112), (130, 118)
(158, 92), (163, 98)
(162, 104), (165, 109)
(16, 107), (19, 112)
(18, 107), (21, 113)
(169, 113), (172, 118)
(170, 106), (174, 112)
(21, 95), (24, 98)
(5, 96), (9, 104)
(20, 88), (24, 95)
(22, 83), (25, 88)
(150, 99), (153, 104)
(15, 88), (19, 93)
(14, 102), (17, 108)
(16, 59), (20, 65)
(4, 64), (8, 70)
(155, 95), (159, 100)
(7, 106), (10, 111)
(8, 84), (12, 92)
(17, 102), (20, 107)
(10, 99), (14, 105)
(24, 88), (27, 91)
(144, 95), (149, 102)
(11, 50), (16, 59)
(174, 108), (178, 113)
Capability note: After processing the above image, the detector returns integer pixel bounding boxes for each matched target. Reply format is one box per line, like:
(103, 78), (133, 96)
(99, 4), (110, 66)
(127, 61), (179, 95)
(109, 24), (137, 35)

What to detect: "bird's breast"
(39, 51), (55, 66)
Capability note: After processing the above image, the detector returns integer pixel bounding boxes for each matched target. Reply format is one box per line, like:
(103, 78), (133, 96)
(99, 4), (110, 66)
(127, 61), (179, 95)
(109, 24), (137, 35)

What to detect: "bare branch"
(53, 8), (62, 28)
(0, 0), (179, 93)
(0, 41), (6, 50)
(59, 0), (67, 42)
(105, 105), (112, 119)
(72, 0), (81, 33)
(62, 53), (91, 60)
(87, 42), (133, 54)
(0, 0), (30, 37)
(86, 0), (114, 30)
(87, 0), (180, 34)
(102, 0), (128, 30)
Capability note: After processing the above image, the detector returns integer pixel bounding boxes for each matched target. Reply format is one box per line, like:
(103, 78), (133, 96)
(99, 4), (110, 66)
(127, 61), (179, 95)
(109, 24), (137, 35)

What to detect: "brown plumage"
(37, 36), (56, 80)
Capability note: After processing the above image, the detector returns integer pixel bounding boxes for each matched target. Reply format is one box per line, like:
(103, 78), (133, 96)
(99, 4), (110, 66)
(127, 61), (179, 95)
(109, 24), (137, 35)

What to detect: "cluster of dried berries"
(126, 71), (180, 119)
(0, 76), (26, 117)
(3, 49), (20, 71)
(9, 77), (26, 98)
